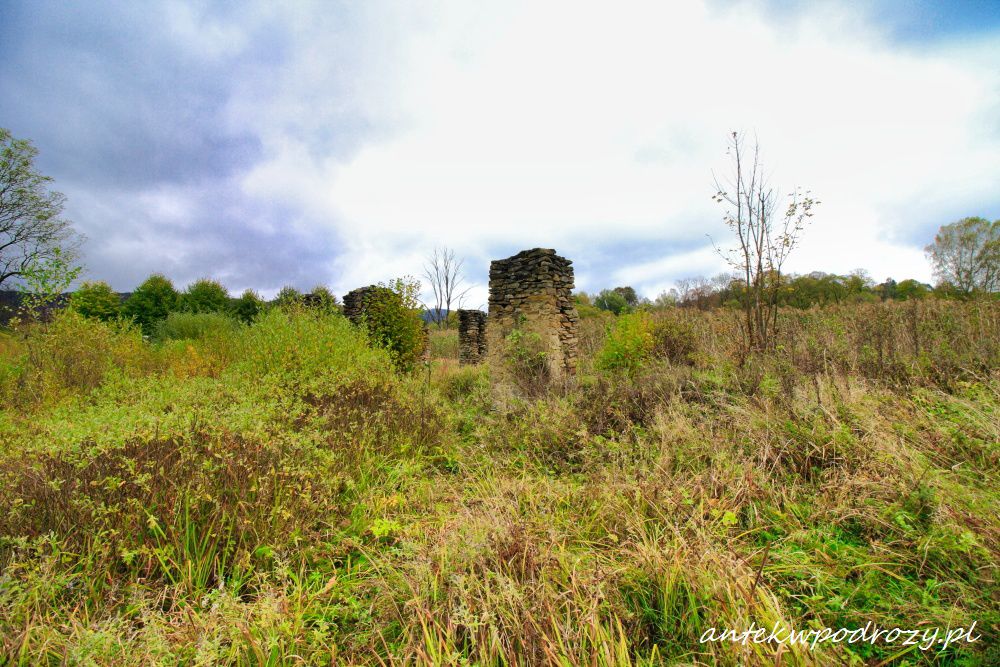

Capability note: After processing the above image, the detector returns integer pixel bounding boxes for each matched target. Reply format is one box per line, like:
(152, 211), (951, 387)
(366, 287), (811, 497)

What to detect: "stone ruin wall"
(457, 309), (487, 365)
(342, 285), (382, 324)
(487, 248), (579, 378)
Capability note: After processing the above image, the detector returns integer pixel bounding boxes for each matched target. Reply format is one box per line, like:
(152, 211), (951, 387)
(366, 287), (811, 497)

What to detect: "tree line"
(64, 277), (339, 333)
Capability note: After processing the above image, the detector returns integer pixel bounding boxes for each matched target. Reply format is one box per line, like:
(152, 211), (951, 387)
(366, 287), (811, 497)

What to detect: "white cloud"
(235, 0), (999, 300)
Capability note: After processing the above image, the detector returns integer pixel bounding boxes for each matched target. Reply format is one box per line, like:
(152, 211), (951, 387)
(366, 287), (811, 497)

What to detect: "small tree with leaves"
(594, 289), (629, 315)
(232, 289), (265, 324)
(12, 246), (81, 324)
(122, 274), (178, 334)
(360, 277), (427, 371)
(712, 132), (817, 353)
(181, 279), (229, 313)
(70, 281), (121, 321)
(306, 285), (339, 313)
(273, 285), (303, 309)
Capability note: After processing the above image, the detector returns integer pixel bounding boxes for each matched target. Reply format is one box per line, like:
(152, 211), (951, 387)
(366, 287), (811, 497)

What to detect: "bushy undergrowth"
(153, 310), (239, 342)
(0, 311), (153, 407)
(428, 328), (458, 359)
(499, 327), (552, 396)
(0, 300), (996, 664)
(596, 310), (654, 374)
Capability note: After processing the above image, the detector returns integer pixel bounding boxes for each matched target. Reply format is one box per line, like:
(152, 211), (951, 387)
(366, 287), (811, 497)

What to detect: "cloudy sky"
(2, 0), (998, 305)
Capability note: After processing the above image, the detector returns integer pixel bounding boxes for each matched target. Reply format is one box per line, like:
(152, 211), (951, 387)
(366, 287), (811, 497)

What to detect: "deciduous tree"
(181, 279), (229, 313)
(1, 128), (82, 290)
(925, 217), (999, 295)
(70, 281), (121, 321)
(712, 132), (817, 352)
(122, 274), (178, 333)
(423, 247), (470, 329)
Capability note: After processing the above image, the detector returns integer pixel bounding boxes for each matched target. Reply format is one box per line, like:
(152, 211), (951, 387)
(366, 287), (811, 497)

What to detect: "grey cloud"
(1, 1), (269, 188)
(0, 0), (394, 293)
(75, 181), (341, 293)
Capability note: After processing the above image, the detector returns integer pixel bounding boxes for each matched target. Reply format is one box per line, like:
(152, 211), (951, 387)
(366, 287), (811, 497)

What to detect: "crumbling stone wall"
(457, 309), (487, 365)
(342, 285), (388, 324)
(487, 248), (579, 378)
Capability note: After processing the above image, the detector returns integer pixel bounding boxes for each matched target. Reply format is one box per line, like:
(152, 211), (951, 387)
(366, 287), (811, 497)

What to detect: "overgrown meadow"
(0, 300), (997, 665)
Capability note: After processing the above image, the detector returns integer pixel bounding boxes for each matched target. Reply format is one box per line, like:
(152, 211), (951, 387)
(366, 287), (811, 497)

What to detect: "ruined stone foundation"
(342, 285), (389, 324)
(487, 248), (579, 379)
(457, 309), (487, 365)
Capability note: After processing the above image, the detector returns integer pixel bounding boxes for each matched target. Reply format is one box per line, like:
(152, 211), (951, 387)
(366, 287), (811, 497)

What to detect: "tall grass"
(0, 300), (996, 664)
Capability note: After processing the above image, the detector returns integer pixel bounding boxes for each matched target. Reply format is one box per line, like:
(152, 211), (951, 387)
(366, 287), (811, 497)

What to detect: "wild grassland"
(0, 301), (997, 665)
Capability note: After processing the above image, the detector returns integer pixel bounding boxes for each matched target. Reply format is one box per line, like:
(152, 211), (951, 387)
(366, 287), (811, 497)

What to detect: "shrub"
(578, 363), (684, 438)
(232, 288), (265, 324)
(651, 312), (697, 364)
(154, 311), (238, 342)
(596, 311), (654, 374)
(273, 285), (303, 308)
(594, 288), (630, 315)
(180, 278), (229, 313)
(357, 281), (427, 372)
(122, 273), (178, 333)
(233, 308), (396, 392)
(306, 285), (339, 313)
(69, 281), (121, 321)
(429, 329), (458, 359)
(501, 327), (550, 396)
(10, 310), (149, 404)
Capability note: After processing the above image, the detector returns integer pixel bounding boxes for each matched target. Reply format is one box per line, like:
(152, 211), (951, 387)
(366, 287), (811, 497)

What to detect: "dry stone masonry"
(487, 248), (579, 378)
(342, 285), (385, 324)
(457, 309), (488, 365)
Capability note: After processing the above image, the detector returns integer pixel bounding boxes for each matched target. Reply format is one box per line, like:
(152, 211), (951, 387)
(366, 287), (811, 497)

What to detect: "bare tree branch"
(422, 247), (472, 329)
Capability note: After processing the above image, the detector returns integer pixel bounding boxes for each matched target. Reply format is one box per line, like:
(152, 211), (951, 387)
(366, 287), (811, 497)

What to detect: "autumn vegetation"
(0, 292), (997, 665)
(2, 126), (998, 665)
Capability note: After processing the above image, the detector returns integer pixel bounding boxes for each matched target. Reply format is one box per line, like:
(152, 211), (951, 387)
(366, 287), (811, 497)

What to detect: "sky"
(2, 0), (998, 306)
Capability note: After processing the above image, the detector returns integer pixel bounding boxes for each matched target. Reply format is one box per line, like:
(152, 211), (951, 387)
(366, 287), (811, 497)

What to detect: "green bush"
(651, 312), (697, 364)
(69, 281), (121, 321)
(306, 285), (339, 313)
(122, 273), (178, 333)
(501, 327), (550, 395)
(232, 289), (265, 324)
(154, 311), (238, 342)
(273, 285), (303, 308)
(594, 288), (630, 315)
(596, 311), (654, 374)
(356, 281), (427, 372)
(9, 310), (148, 405)
(180, 278), (229, 313)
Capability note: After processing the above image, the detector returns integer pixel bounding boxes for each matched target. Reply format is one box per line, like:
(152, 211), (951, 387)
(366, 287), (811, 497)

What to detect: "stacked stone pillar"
(487, 248), (579, 378)
(457, 309), (487, 365)
(342, 285), (383, 324)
